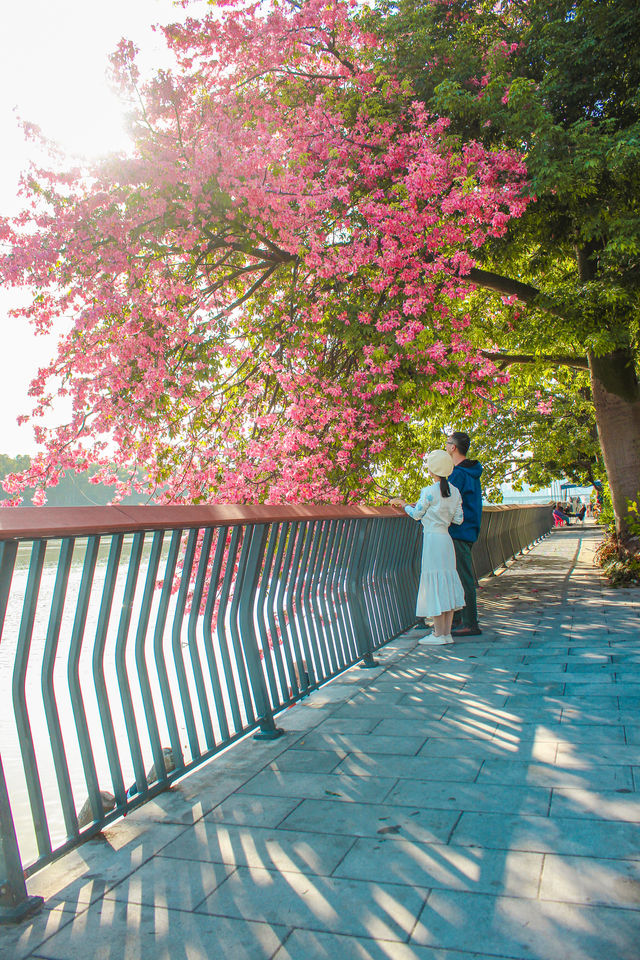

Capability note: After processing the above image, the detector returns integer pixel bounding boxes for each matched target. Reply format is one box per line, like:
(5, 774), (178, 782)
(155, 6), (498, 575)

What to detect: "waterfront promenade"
(2, 523), (639, 960)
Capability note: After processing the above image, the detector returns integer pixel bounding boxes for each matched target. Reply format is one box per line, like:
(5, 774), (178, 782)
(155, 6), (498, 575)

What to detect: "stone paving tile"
(333, 837), (543, 899)
(278, 798), (459, 843)
(549, 787), (640, 821)
(265, 748), (344, 773)
(377, 716), (499, 741)
(0, 903), (77, 960)
(384, 780), (551, 816)
(556, 743), (640, 766)
(195, 866), (428, 941)
(237, 770), (397, 803)
(457, 681), (567, 697)
(295, 681), (365, 706)
(272, 929), (523, 960)
(30, 901), (287, 959)
(494, 697), (565, 718)
(203, 793), (301, 828)
(539, 853), (640, 908)
(493, 721), (626, 743)
(617, 696), (640, 709)
(564, 662), (617, 675)
(159, 820), (355, 874)
(410, 889), (640, 959)
(625, 725), (640, 744)
(331, 700), (447, 719)
(442, 703), (517, 723)
(361, 678), (469, 694)
(476, 758), (634, 791)
(451, 812), (640, 859)
(294, 730), (429, 755)
(565, 681), (640, 696)
(103, 857), (234, 910)
(314, 716), (383, 734)
(418, 737), (558, 763)
(26, 821), (188, 907)
(333, 754), (482, 784)
(558, 705), (632, 724)
(274, 706), (333, 730)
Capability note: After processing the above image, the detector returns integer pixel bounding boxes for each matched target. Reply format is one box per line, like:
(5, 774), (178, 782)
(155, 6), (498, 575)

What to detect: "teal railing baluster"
(333, 520), (357, 664)
(321, 520), (345, 671)
(301, 521), (327, 682)
(228, 526), (259, 724)
(316, 520), (340, 674)
(67, 537), (102, 828)
(264, 523), (290, 701)
(293, 521), (320, 688)
(115, 532), (147, 796)
(202, 527), (232, 743)
(308, 520), (333, 680)
(254, 523), (282, 708)
(275, 523), (304, 697)
(134, 531), (166, 785)
(186, 527), (216, 752)
(286, 521), (313, 693)
(92, 535), (126, 805)
(170, 529), (201, 761)
(12, 540), (51, 859)
(215, 526), (244, 733)
(152, 531), (184, 773)
(41, 537), (78, 839)
(0, 539), (44, 923)
(0, 755), (43, 924)
(0, 539), (18, 639)
(386, 519), (407, 635)
(236, 525), (283, 739)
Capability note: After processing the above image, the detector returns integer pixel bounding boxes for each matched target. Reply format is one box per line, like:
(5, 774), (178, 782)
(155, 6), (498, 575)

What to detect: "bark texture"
(589, 349), (640, 537)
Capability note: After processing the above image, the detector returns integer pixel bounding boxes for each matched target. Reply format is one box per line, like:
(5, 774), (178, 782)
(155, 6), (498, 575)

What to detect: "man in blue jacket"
(446, 432), (483, 637)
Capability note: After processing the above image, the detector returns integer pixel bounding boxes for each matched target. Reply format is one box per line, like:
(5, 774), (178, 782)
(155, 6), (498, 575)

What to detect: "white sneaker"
(442, 635), (453, 644)
(418, 634), (448, 645)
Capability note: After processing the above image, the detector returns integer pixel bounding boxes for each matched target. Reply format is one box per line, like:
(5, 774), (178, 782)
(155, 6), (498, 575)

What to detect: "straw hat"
(426, 449), (454, 478)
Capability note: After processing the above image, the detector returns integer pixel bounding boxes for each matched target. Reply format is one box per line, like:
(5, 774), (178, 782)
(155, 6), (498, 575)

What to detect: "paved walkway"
(3, 524), (640, 960)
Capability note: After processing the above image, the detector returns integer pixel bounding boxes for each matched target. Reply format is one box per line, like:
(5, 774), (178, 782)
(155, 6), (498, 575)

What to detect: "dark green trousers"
(452, 539), (478, 628)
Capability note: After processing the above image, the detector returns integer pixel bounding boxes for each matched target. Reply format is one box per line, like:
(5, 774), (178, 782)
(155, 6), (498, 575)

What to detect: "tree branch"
(480, 350), (589, 370)
(466, 267), (569, 320)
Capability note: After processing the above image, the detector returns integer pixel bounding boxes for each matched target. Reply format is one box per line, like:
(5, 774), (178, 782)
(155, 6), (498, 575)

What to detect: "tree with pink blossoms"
(0, 0), (531, 506)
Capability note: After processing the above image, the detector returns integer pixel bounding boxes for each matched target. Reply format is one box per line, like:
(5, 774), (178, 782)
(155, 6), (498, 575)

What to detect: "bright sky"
(0, 0), (209, 455)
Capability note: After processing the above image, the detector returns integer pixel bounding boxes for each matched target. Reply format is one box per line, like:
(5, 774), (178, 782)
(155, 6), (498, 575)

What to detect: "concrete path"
(3, 524), (640, 960)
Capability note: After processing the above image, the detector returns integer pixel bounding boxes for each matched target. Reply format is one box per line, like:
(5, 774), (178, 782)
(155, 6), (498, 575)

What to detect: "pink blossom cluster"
(0, 0), (530, 505)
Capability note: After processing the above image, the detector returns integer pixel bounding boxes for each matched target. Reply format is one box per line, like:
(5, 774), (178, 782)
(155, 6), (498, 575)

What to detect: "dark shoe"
(451, 625), (482, 637)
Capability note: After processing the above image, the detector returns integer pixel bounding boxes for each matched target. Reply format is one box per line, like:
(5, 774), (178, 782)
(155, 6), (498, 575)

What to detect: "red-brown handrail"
(0, 501), (552, 542)
(0, 503), (405, 541)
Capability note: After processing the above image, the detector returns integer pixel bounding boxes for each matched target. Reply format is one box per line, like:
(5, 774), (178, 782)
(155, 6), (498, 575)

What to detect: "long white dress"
(405, 482), (465, 617)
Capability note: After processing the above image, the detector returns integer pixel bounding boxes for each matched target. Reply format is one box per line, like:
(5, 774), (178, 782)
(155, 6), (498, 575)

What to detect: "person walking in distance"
(393, 449), (465, 645)
(446, 432), (483, 637)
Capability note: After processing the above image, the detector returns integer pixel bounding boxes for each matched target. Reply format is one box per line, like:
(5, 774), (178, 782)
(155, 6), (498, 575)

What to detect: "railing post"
(0, 755), (43, 924)
(238, 525), (285, 741)
(347, 519), (379, 668)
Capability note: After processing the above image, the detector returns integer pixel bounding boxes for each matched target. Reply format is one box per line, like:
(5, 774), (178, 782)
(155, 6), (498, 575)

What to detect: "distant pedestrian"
(446, 432), (483, 637)
(553, 503), (571, 526)
(392, 449), (465, 645)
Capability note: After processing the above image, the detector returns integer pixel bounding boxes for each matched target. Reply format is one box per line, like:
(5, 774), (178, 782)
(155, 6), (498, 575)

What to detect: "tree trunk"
(588, 349), (640, 539)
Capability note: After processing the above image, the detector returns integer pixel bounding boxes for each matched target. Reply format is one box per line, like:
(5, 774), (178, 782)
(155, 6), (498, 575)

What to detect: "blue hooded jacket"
(448, 459), (483, 542)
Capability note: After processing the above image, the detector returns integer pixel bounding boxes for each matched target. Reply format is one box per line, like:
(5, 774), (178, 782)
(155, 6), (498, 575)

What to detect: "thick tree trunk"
(588, 349), (640, 539)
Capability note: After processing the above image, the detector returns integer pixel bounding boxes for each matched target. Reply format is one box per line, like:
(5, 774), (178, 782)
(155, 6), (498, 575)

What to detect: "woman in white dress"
(395, 449), (465, 645)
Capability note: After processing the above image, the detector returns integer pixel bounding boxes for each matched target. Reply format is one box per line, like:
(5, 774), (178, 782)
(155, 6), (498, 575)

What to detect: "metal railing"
(0, 500), (552, 921)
